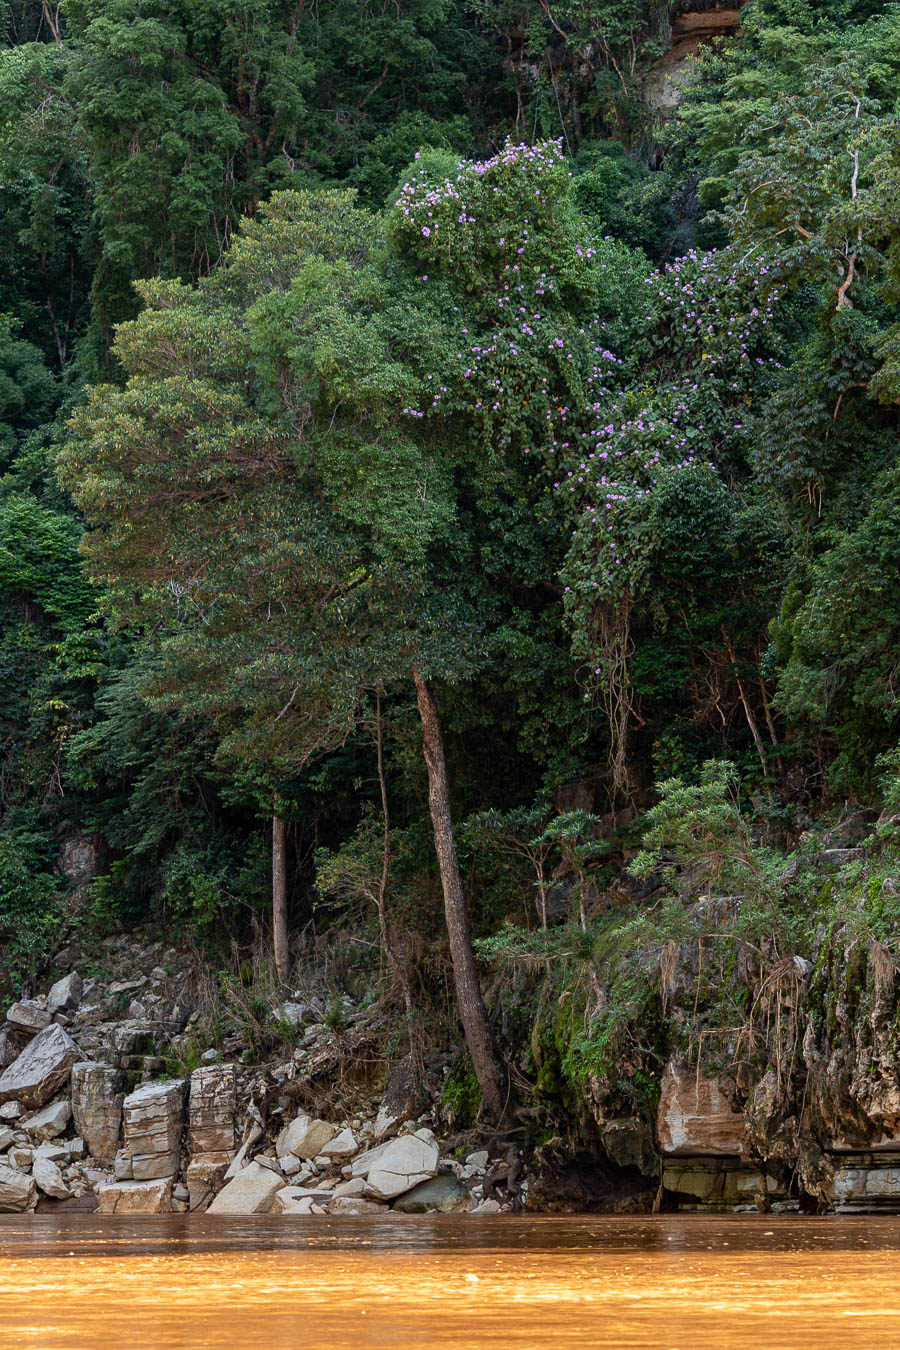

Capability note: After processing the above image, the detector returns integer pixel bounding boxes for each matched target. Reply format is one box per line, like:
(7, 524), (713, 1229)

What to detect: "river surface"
(1, 1213), (899, 1348)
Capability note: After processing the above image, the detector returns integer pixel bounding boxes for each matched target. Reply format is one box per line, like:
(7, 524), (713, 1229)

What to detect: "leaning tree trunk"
(413, 670), (512, 1124)
(272, 811), (289, 986)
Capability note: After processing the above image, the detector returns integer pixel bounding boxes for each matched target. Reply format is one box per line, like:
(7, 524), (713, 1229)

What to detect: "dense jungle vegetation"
(1, 0), (899, 1124)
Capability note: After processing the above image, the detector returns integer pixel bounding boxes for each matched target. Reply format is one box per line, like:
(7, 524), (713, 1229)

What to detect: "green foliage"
(2, 0), (900, 1104)
(440, 1056), (482, 1127)
(0, 821), (60, 997)
(630, 760), (774, 898)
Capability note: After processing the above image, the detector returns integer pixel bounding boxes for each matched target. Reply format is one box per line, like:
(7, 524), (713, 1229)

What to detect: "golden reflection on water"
(2, 1214), (899, 1349)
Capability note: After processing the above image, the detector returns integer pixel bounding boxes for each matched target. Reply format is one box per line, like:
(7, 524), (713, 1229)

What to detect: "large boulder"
(47, 972), (83, 1015)
(188, 1065), (237, 1160)
(364, 1133), (439, 1200)
(275, 1115), (336, 1161)
(319, 1128), (357, 1159)
(32, 1156), (70, 1200)
(349, 1140), (393, 1179)
(96, 1177), (174, 1214)
(35, 1138), (83, 1164)
(0, 1164), (37, 1213)
(657, 1059), (748, 1157)
(393, 1173), (468, 1213)
(20, 1099), (71, 1142)
(207, 1161), (282, 1215)
(71, 1063), (124, 1164)
(0, 1024), (82, 1109)
(5, 1000), (51, 1035)
(122, 1079), (186, 1180)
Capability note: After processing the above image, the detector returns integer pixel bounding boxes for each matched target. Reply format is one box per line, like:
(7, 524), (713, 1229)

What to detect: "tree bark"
(272, 811), (289, 986)
(413, 670), (512, 1124)
(374, 693), (415, 1030)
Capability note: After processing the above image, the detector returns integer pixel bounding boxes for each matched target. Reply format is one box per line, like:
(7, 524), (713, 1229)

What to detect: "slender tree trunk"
(374, 693), (415, 1031)
(413, 670), (512, 1125)
(272, 809), (289, 987)
(722, 628), (768, 778)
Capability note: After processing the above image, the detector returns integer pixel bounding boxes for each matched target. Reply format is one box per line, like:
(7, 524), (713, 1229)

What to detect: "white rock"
(21, 1099), (71, 1142)
(207, 1161), (283, 1214)
(0, 1101), (21, 1121)
(6, 1000), (51, 1034)
(9, 1147), (33, 1168)
(123, 1079), (185, 1180)
(470, 1198), (501, 1214)
(333, 1176), (366, 1197)
(275, 1185), (328, 1208)
(35, 1138), (82, 1163)
(97, 1177), (173, 1214)
(0, 1024), (81, 1109)
(465, 1150), (489, 1169)
(188, 1064), (237, 1158)
(33, 1156), (70, 1200)
(279, 1154), (302, 1176)
(280, 1194), (315, 1214)
(0, 1125), (14, 1151)
(275, 1115), (336, 1160)
(319, 1127), (358, 1159)
(47, 972), (83, 1015)
(0, 1163), (37, 1212)
(349, 1140), (393, 1179)
(364, 1134), (439, 1200)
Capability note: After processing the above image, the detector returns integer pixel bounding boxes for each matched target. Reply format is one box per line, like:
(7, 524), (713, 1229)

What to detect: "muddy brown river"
(1, 1213), (899, 1347)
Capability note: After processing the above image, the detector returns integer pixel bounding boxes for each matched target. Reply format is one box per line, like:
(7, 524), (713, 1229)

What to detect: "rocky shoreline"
(4, 846), (900, 1220)
(0, 958), (524, 1216)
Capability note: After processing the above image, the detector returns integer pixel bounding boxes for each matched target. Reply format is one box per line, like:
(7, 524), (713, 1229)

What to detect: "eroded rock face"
(364, 1133), (439, 1200)
(122, 1079), (186, 1180)
(188, 1065), (237, 1160)
(96, 1177), (174, 1214)
(0, 1024), (82, 1109)
(207, 1161), (282, 1214)
(0, 1164), (37, 1213)
(657, 1059), (748, 1157)
(71, 1063), (124, 1164)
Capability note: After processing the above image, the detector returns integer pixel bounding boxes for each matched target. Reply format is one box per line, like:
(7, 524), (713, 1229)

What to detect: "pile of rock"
(0, 967), (523, 1216)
